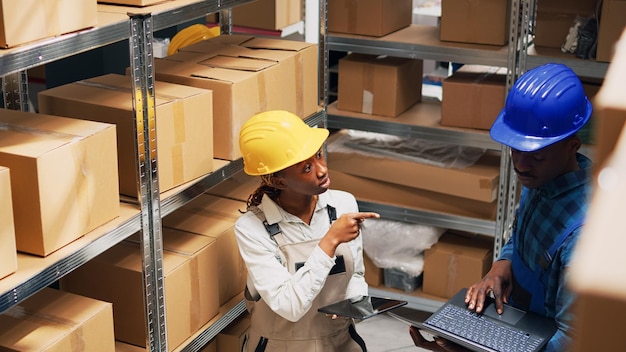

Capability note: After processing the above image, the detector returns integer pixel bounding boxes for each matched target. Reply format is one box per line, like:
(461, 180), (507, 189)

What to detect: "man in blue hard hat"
(411, 63), (593, 352)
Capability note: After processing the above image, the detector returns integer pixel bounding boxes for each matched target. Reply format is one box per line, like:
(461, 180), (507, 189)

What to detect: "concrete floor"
(356, 308), (432, 352)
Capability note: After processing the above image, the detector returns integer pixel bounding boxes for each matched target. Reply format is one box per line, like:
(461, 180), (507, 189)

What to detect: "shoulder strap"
(539, 220), (584, 270)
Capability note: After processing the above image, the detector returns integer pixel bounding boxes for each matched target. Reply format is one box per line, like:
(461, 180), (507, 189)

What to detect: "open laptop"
(389, 288), (558, 352)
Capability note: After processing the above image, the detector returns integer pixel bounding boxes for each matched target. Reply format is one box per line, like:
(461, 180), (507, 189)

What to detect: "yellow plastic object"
(167, 24), (220, 56)
(239, 110), (330, 176)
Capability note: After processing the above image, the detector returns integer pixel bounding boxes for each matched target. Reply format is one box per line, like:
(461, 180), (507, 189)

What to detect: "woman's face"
(279, 148), (330, 196)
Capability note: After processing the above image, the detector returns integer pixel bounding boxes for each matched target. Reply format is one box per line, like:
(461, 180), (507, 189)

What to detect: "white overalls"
(243, 205), (367, 352)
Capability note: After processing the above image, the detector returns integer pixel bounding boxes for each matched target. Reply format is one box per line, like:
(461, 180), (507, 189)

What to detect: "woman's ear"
(268, 174), (287, 190)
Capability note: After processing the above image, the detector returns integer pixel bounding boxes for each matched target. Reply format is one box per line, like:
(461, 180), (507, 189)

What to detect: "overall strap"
(539, 220), (584, 270)
(252, 204), (337, 239)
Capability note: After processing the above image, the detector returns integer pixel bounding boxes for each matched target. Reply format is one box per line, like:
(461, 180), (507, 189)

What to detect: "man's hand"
(409, 326), (469, 352)
(465, 260), (513, 314)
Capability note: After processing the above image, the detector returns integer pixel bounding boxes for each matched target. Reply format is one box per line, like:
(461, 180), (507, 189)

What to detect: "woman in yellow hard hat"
(235, 110), (380, 352)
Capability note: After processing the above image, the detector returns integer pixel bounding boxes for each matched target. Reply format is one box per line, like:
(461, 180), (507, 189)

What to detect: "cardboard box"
(592, 28), (626, 174)
(60, 229), (220, 351)
(0, 288), (115, 351)
(163, 194), (247, 306)
(115, 341), (146, 352)
(328, 0), (412, 37)
(154, 49), (285, 160)
(423, 232), (493, 299)
(217, 314), (250, 352)
(364, 251), (384, 287)
(0, 0), (97, 48)
(440, 0), (510, 45)
(0, 166), (16, 279)
(441, 65), (507, 130)
(568, 126), (626, 352)
(533, 0), (597, 49)
(0, 110), (119, 256)
(180, 35), (319, 121)
(99, 0), (167, 6)
(329, 170), (497, 221)
(232, 0), (302, 30)
(38, 73), (214, 197)
(597, 0), (626, 62)
(338, 53), (423, 117)
(206, 170), (260, 202)
(327, 130), (501, 202)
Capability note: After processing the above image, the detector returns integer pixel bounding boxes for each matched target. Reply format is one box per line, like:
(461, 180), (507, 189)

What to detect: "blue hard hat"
(490, 63), (592, 152)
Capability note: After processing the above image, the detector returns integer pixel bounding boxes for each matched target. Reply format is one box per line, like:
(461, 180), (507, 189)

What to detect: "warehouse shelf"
(327, 101), (500, 151)
(524, 45), (609, 80)
(328, 25), (509, 68)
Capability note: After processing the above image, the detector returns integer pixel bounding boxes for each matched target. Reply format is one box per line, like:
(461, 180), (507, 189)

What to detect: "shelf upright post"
(219, 8), (233, 35)
(319, 0), (328, 112)
(128, 12), (168, 352)
(2, 71), (29, 111)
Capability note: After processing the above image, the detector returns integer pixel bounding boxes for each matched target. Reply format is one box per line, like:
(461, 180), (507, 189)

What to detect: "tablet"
(318, 296), (408, 319)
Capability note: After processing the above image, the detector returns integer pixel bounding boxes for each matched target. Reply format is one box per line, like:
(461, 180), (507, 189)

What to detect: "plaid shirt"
(499, 153), (592, 352)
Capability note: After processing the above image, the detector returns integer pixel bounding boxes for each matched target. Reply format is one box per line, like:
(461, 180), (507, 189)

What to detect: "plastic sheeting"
(361, 218), (445, 277)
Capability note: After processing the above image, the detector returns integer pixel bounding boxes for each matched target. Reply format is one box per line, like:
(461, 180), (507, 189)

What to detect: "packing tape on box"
(0, 122), (84, 142)
(4, 305), (86, 350)
(445, 256), (459, 298)
(346, 2), (359, 33)
(188, 256), (202, 330)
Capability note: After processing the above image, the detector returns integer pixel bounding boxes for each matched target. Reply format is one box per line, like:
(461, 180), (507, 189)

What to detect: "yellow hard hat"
(239, 110), (329, 176)
(167, 24), (220, 56)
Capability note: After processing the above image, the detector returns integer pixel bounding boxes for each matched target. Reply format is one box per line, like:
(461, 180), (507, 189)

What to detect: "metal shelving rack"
(0, 1), (275, 351)
(320, 0), (523, 312)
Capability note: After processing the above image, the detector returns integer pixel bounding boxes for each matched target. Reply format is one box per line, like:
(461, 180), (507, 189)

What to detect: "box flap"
(198, 55), (277, 72)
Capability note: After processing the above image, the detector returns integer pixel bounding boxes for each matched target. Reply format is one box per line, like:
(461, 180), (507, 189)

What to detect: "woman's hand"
(318, 212), (379, 257)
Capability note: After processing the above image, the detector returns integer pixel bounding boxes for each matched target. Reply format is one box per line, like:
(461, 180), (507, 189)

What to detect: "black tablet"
(318, 296), (408, 319)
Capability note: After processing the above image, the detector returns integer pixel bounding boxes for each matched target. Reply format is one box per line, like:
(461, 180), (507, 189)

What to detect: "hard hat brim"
(490, 99), (591, 152)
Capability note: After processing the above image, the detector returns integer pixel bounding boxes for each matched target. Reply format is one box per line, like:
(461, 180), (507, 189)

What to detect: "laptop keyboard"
(426, 304), (544, 352)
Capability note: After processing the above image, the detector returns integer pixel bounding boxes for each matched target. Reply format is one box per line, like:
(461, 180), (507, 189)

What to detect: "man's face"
(510, 138), (578, 189)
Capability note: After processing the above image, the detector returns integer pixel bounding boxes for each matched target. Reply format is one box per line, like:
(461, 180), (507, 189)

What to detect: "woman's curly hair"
(246, 174), (281, 210)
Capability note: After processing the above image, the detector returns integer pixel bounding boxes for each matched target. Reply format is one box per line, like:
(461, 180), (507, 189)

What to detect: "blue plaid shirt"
(499, 153), (592, 352)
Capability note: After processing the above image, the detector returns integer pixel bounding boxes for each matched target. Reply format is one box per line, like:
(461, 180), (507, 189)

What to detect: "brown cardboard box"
(440, 0), (510, 45)
(60, 229), (220, 351)
(533, 0), (597, 49)
(423, 232), (493, 299)
(569, 126), (626, 352)
(596, 0), (626, 62)
(199, 339), (218, 352)
(180, 35), (319, 120)
(217, 314), (250, 352)
(154, 49), (285, 160)
(0, 0), (97, 48)
(232, 0), (302, 30)
(0, 166), (16, 279)
(328, 130), (501, 202)
(99, 0), (167, 6)
(329, 170), (497, 221)
(38, 73), (214, 197)
(206, 171), (260, 202)
(163, 194), (247, 306)
(328, 0), (412, 37)
(115, 341), (146, 352)
(364, 251), (384, 287)
(0, 288), (115, 351)
(441, 65), (507, 130)
(592, 28), (626, 173)
(0, 110), (119, 256)
(338, 53), (423, 117)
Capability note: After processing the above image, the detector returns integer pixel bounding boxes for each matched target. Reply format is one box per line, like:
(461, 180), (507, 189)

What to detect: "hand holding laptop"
(409, 325), (470, 352)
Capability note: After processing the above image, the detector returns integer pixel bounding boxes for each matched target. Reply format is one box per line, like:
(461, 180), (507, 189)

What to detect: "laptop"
(389, 288), (558, 352)
(318, 296), (407, 320)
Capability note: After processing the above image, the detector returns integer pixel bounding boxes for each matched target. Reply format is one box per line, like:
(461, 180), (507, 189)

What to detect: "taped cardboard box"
(440, 0), (509, 45)
(423, 231), (493, 299)
(328, 0), (412, 37)
(0, 166), (16, 279)
(0, 288), (115, 352)
(327, 130), (500, 202)
(533, 0), (597, 49)
(179, 35), (319, 120)
(441, 65), (507, 130)
(0, 0), (97, 48)
(153, 50), (284, 160)
(338, 53), (423, 117)
(329, 170), (497, 221)
(163, 194), (248, 306)
(569, 125), (626, 352)
(232, 0), (302, 30)
(217, 314), (251, 352)
(60, 228), (220, 351)
(98, 0), (168, 6)
(0, 110), (119, 256)
(38, 73), (214, 197)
